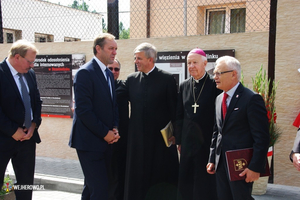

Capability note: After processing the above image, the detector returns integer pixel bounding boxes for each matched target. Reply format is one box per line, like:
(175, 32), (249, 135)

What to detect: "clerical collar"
(193, 72), (206, 83)
(145, 66), (156, 75)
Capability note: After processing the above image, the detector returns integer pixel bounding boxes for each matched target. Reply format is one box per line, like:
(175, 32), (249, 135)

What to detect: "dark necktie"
(222, 92), (228, 120)
(18, 73), (31, 128)
(105, 68), (112, 97)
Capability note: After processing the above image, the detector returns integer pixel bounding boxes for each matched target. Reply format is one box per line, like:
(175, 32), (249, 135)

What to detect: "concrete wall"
(0, 0), (299, 187)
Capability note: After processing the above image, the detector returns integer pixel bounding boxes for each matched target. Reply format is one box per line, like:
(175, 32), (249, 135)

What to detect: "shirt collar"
(226, 82), (240, 98)
(93, 56), (107, 72)
(6, 59), (18, 76)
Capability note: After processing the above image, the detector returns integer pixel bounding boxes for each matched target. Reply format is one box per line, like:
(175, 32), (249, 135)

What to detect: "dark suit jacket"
(0, 58), (42, 148)
(69, 58), (118, 152)
(290, 128), (300, 162)
(209, 83), (269, 173)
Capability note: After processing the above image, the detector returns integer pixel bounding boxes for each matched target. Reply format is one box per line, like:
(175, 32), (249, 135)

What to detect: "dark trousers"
(0, 138), (36, 200)
(178, 151), (217, 200)
(77, 148), (112, 200)
(216, 155), (254, 200)
(109, 147), (127, 200)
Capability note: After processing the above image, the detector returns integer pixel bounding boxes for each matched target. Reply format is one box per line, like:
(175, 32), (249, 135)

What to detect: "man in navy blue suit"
(0, 40), (42, 200)
(207, 56), (269, 200)
(69, 33), (120, 200)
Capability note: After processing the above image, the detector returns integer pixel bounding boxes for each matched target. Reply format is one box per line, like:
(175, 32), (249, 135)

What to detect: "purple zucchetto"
(188, 48), (206, 57)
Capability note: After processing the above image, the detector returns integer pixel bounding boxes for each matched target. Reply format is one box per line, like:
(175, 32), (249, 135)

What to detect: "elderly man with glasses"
(207, 56), (269, 200)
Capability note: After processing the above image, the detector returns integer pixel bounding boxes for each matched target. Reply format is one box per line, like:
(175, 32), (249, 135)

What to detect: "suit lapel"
(92, 59), (113, 101)
(1, 60), (23, 102)
(223, 83), (244, 124)
(216, 94), (223, 126)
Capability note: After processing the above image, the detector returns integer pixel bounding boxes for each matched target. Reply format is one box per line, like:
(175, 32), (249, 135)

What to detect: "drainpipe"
(108, 0), (119, 39)
(0, 0), (3, 43)
(147, 0), (150, 38)
(268, 0), (277, 184)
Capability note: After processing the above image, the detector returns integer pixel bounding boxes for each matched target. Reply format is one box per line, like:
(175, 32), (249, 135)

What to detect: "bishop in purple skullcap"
(188, 48), (206, 57)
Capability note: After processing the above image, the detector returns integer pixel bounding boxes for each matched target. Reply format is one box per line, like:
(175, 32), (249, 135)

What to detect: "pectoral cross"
(192, 102), (199, 113)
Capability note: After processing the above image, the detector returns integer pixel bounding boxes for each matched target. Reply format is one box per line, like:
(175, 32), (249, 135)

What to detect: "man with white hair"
(207, 56), (269, 200)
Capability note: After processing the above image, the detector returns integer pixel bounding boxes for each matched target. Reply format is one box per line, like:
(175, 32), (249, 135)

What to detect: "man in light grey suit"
(207, 56), (269, 200)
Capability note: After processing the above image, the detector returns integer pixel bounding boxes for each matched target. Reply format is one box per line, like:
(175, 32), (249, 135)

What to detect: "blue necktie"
(18, 73), (32, 128)
(105, 68), (112, 97)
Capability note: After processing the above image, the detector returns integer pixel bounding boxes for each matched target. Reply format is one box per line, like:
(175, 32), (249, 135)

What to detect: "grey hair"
(115, 58), (121, 69)
(134, 42), (157, 62)
(215, 56), (241, 81)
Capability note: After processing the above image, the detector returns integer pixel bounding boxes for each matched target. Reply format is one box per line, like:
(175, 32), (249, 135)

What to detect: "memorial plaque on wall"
(33, 54), (85, 118)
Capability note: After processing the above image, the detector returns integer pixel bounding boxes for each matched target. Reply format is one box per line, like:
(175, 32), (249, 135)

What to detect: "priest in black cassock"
(117, 42), (179, 200)
(175, 48), (221, 200)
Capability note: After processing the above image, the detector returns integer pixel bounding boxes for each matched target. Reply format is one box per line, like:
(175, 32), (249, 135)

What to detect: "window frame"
(205, 4), (246, 35)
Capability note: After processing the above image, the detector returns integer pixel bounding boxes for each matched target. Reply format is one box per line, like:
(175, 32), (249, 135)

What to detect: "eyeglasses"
(21, 56), (35, 65)
(108, 67), (120, 72)
(213, 70), (234, 77)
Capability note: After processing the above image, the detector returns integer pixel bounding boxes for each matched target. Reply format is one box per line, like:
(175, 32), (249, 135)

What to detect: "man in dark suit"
(206, 56), (269, 200)
(290, 128), (300, 171)
(0, 40), (42, 200)
(108, 59), (129, 200)
(69, 33), (120, 200)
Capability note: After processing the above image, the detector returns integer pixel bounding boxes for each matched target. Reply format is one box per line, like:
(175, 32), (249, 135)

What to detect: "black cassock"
(117, 67), (179, 200)
(175, 73), (221, 200)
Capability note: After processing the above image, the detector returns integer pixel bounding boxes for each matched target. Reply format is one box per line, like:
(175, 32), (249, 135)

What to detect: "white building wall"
(2, 0), (103, 42)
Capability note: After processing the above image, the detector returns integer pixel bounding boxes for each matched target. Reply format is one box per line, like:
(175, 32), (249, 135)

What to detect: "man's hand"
(168, 136), (176, 145)
(104, 129), (120, 144)
(239, 168), (260, 182)
(292, 153), (300, 171)
(12, 127), (27, 141)
(206, 163), (216, 174)
(20, 122), (36, 141)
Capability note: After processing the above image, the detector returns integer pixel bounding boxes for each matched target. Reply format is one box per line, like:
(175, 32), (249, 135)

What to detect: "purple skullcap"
(188, 48), (206, 57)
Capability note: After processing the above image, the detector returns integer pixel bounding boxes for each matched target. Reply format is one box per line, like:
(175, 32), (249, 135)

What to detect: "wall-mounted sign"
(156, 49), (235, 85)
(34, 54), (85, 118)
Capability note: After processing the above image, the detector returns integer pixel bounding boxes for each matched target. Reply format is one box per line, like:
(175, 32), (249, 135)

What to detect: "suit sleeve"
(290, 128), (300, 162)
(74, 69), (109, 138)
(247, 94), (270, 172)
(167, 75), (178, 132)
(208, 123), (218, 164)
(175, 83), (184, 145)
(30, 71), (42, 128)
